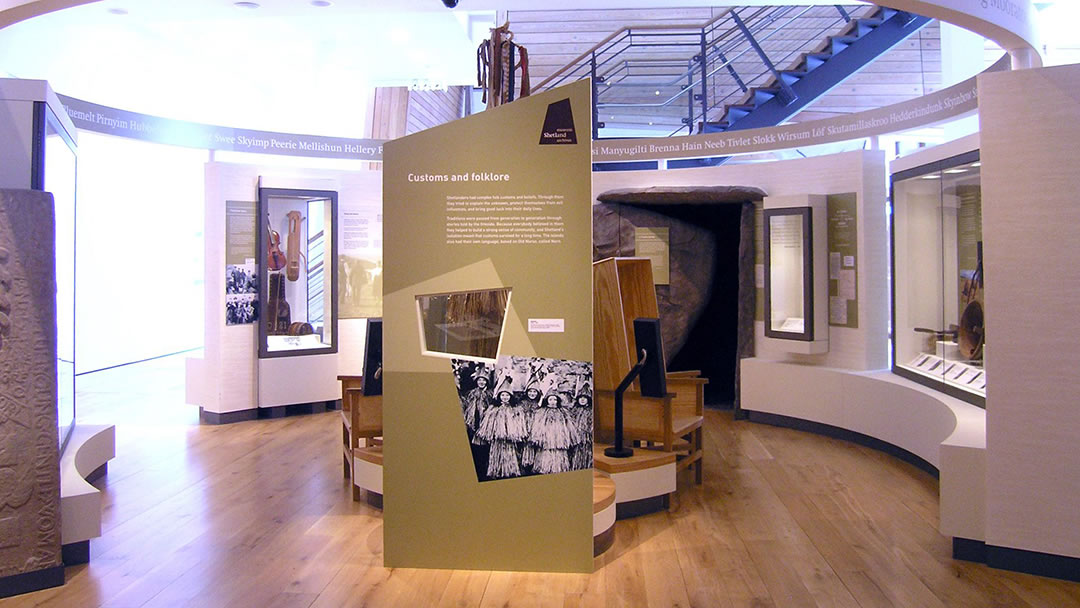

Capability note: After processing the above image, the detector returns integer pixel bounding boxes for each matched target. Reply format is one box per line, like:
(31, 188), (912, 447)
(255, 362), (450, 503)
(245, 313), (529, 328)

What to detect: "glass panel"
(892, 155), (984, 402)
(43, 108), (76, 450)
(768, 212), (806, 335)
(263, 190), (335, 354)
(417, 288), (511, 361)
(943, 162), (985, 390)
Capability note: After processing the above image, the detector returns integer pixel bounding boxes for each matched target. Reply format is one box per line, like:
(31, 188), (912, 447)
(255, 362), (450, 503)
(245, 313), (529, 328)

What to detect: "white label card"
(528, 318), (565, 333)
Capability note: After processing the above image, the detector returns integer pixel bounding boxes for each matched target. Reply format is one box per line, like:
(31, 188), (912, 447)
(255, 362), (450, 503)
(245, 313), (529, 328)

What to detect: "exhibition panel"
(891, 147), (985, 406)
(383, 80), (593, 572)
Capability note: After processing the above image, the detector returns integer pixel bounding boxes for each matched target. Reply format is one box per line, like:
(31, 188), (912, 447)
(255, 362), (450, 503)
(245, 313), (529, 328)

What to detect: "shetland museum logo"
(539, 98), (577, 145)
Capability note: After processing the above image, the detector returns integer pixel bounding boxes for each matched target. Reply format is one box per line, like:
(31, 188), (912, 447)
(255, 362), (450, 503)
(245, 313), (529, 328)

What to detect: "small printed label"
(528, 318), (565, 333)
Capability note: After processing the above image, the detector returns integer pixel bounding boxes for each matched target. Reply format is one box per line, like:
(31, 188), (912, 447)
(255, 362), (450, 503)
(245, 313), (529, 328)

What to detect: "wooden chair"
(338, 375), (383, 501)
(594, 373), (706, 483)
(593, 258), (708, 484)
(338, 375), (363, 480)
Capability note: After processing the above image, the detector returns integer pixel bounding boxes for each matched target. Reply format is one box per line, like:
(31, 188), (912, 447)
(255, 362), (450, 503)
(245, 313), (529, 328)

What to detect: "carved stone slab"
(0, 189), (60, 583)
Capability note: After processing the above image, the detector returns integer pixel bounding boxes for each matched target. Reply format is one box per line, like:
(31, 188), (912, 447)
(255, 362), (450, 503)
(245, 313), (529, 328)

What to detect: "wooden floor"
(5, 354), (1079, 608)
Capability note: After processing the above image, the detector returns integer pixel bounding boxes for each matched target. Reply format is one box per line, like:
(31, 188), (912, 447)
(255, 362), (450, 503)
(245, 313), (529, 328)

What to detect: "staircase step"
(873, 6), (899, 21)
(839, 17), (883, 39)
(799, 52), (832, 72)
(778, 71), (804, 87)
(750, 87), (780, 106)
(722, 103), (754, 124)
(700, 121), (730, 134)
(822, 35), (859, 55)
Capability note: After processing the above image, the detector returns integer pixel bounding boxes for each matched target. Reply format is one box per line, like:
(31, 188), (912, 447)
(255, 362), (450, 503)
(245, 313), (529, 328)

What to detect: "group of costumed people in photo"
(454, 356), (592, 480)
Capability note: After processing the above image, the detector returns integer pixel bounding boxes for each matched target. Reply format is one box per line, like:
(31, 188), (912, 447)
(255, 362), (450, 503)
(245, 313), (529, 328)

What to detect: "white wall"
(979, 63), (1080, 560)
(75, 131), (206, 373)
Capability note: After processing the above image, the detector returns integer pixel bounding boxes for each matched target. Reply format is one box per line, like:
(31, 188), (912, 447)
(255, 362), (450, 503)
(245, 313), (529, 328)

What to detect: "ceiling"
(0, 0), (875, 137)
(2, 1), (1072, 140)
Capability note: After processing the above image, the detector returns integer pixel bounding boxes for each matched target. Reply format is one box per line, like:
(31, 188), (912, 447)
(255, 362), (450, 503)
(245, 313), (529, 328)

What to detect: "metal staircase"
(533, 5), (931, 140)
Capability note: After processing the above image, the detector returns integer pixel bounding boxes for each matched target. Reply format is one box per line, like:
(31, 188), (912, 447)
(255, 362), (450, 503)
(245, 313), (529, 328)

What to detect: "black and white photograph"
(226, 263), (258, 295)
(451, 355), (592, 483)
(226, 294), (258, 325)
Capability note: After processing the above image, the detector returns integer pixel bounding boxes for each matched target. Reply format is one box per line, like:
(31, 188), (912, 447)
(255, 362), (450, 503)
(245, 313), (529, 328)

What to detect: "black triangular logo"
(539, 98), (577, 145)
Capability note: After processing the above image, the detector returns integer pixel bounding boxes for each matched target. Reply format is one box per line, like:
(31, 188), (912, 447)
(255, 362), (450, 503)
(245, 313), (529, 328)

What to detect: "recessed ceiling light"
(943, 168), (967, 174)
(654, 90), (661, 95)
(971, 162), (981, 167)
(234, 1), (260, 9)
(920, 174), (941, 179)
(107, 7), (128, 15)
(311, 0), (332, 6)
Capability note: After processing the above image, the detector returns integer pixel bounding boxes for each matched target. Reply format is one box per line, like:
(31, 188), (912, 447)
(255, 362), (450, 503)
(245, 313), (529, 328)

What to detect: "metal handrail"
(532, 8), (735, 91)
(534, 4), (878, 136)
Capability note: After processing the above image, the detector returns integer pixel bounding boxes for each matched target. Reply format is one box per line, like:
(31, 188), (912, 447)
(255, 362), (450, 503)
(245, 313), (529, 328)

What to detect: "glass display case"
(1, 79), (78, 453)
(416, 288), (511, 361)
(257, 186), (338, 358)
(764, 207), (814, 341)
(891, 150), (984, 406)
(38, 102), (77, 452)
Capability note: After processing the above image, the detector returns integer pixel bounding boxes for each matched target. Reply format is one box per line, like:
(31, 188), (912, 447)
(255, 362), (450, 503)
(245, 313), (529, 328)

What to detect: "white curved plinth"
(593, 446), (677, 512)
(593, 501), (615, 536)
(609, 463), (676, 504)
(741, 358), (987, 542)
(60, 424), (116, 546)
(353, 455), (383, 495)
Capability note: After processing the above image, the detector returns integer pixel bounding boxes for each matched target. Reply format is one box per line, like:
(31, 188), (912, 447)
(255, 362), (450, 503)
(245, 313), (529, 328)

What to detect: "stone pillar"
(0, 188), (62, 598)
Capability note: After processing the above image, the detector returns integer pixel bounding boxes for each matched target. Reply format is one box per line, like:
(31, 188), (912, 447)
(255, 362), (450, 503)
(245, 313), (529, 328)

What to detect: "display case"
(762, 195), (829, 354)
(891, 149), (984, 406)
(0, 79), (77, 452)
(764, 208), (813, 339)
(257, 185), (338, 359)
(416, 287), (511, 362)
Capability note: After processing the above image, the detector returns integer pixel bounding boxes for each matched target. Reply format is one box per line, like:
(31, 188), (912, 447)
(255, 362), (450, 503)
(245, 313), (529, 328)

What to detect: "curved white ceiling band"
(0, 0), (1043, 62)
(0, 0), (97, 30)
(883, 0), (1040, 66)
(0, 1), (1040, 161)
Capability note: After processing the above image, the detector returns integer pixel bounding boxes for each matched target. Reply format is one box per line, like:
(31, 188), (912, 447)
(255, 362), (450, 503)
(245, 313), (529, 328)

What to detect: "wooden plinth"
(593, 471), (616, 557)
